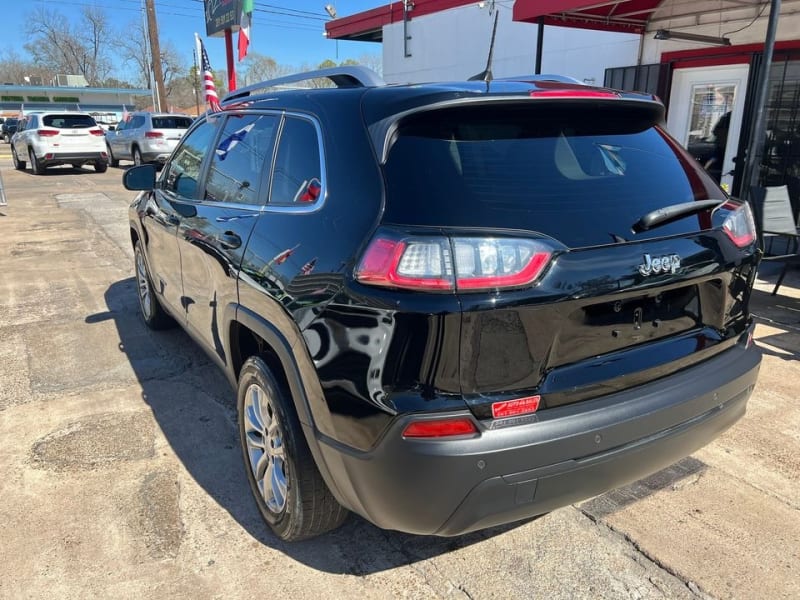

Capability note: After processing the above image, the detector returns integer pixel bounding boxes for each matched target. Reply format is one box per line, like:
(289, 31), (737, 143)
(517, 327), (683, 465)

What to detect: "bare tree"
(24, 6), (113, 85)
(117, 19), (185, 97)
(0, 50), (53, 85)
(240, 52), (291, 86)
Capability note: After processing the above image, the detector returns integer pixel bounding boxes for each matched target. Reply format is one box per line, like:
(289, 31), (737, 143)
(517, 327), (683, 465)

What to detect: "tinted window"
(163, 120), (217, 199)
(129, 115), (146, 129)
(204, 114), (278, 205)
(270, 117), (322, 205)
(7, 118), (18, 126)
(43, 114), (96, 129)
(383, 105), (725, 247)
(152, 116), (193, 129)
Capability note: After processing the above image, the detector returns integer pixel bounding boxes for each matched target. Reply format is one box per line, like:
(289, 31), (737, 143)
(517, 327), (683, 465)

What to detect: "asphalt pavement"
(1, 148), (798, 599)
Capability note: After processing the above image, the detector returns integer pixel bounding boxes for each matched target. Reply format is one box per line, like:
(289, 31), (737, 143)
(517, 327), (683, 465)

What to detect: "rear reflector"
(402, 417), (478, 438)
(491, 395), (541, 419)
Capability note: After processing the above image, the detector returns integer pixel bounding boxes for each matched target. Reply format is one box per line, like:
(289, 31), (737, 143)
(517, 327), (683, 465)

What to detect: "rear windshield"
(383, 104), (725, 247)
(43, 114), (97, 129)
(7, 118), (18, 126)
(152, 116), (192, 129)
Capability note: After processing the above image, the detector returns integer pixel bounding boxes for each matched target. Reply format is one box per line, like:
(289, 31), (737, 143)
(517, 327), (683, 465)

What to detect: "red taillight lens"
(402, 417), (478, 438)
(89, 128), (105, 136)
(145, 131), (164, 138)
(356, 237), (455, 291)
(491, 395), (540, 419)
(37, 129), (58, 137)
(721, 201), (756, 248)
(356, 233), (554, 292)
(453, 238), (552, 290)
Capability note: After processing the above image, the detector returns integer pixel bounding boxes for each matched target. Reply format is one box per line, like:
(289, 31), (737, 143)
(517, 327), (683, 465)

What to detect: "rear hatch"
(378, 96), (759, 419)
(42, 113), (105, 150)
(148, 115), (192, 151)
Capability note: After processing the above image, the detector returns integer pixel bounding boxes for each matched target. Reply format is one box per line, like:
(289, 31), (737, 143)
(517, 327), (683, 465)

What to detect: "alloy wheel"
(135, 248), (153, 320)
(243, 382), (288, 514)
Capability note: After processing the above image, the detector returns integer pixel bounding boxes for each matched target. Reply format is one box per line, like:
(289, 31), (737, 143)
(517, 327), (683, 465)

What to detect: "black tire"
(107, 144), (119, 168)
(132, 146), (143, 166)
(12, 145), (25, 170)
(94, 161), (108, 173)
(238, 357), (348, 541)
(29, 148), (45, 175)
(134, 240), (174, 330)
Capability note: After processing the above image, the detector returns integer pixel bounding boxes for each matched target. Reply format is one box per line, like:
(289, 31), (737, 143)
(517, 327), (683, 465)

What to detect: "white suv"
(11, 111), (108, 174)
(106, 112), (193, 167)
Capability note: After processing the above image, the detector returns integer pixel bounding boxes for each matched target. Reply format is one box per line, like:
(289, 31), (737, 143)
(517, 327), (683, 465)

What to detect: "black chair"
(749, 185), (800, 295)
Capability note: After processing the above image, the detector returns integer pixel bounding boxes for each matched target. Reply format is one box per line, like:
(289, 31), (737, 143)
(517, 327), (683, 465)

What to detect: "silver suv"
(106, 112), (193, 167)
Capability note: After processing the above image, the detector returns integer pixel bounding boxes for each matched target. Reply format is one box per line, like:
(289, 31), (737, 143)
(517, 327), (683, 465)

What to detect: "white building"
(327, 0), (800, 216)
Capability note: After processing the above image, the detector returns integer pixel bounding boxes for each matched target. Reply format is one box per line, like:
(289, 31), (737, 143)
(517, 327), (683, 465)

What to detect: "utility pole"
(145, 0), (166, 112)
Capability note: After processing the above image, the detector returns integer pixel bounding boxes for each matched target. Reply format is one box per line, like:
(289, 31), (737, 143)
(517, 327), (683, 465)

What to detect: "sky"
(1, 0), (383, 82)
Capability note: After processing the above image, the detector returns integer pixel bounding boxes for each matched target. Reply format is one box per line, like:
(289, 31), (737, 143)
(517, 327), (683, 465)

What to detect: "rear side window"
(204, 113), (278, 205)
(383, 104), (725, 247)
(270, 117), (322, 205)
(152, 116), (193, 129)
(43, 114), (96, 129)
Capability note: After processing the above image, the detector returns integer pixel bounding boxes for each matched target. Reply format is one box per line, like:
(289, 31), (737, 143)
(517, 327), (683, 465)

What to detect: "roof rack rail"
(223, 66), (385, 103)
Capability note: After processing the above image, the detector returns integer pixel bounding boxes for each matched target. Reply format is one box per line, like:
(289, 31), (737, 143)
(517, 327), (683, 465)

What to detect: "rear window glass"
(383, 105), (725, 247)
(43, 114), (96, 129)
(152, 116), (193, 129)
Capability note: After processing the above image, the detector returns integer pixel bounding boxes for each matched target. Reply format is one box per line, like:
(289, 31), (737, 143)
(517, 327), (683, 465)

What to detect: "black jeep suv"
(125, 66), (761, 541)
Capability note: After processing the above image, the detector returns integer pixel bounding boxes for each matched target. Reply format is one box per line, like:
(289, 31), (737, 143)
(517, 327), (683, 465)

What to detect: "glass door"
(667, 65), (750, 192)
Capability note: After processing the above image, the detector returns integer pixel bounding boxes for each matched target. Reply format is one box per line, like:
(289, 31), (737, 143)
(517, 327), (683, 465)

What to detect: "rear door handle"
(217, 231), (242, 249)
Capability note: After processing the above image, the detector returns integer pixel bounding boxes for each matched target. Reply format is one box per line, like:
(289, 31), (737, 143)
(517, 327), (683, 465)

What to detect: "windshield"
(383, 104), (725, 247)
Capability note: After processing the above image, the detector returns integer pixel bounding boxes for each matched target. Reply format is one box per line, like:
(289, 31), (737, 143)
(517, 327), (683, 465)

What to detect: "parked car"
(106, 112), (192, 167)
(1, 117), (17, 143)
(11, 111), (108, 174)
(124, 66), (762, 542)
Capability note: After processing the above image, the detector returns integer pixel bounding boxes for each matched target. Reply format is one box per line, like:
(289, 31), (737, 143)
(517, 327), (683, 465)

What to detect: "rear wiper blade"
(633, 199), (722, 233)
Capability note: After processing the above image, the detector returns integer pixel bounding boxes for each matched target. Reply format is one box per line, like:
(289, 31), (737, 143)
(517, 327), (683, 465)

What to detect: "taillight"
(37, 129), (58, 137)
(356, 237), (454, 290)
(355, 232), (553, 292)
(453, 238), (551, 290)
(145, 131), (164, 138)
(89, 128), (105, 136)
(402, 417), (478, 438)
(721, 201), (756, 248)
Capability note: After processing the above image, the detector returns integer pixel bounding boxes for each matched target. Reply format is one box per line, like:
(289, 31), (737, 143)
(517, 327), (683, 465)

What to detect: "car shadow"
(750, 287), (800, 361)
(90, 277), (529, 574)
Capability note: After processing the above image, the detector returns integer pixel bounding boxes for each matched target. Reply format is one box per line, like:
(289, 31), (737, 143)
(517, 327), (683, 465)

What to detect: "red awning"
(513, 0), (666, 35)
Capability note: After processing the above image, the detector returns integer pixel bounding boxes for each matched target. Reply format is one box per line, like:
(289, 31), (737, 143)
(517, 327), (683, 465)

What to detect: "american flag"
(197, 36), (221, 112)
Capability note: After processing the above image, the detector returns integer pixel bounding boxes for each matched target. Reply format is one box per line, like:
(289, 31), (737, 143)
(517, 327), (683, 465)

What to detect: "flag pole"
(224, 28), (237, 92)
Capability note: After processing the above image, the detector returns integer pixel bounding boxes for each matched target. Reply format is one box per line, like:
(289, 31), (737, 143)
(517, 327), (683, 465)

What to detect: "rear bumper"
(40, 151), (106, 166)
(140, 151), (171, 163)
(311, 340), (760, 536)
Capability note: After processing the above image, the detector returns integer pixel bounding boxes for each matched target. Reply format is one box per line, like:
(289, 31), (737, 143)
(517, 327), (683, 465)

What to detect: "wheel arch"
(225, 304), (355, 512)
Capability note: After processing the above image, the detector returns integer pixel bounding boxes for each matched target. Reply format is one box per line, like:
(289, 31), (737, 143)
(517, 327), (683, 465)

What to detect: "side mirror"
(107, 125), (115, 131)
(123, 164), (157, 191)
